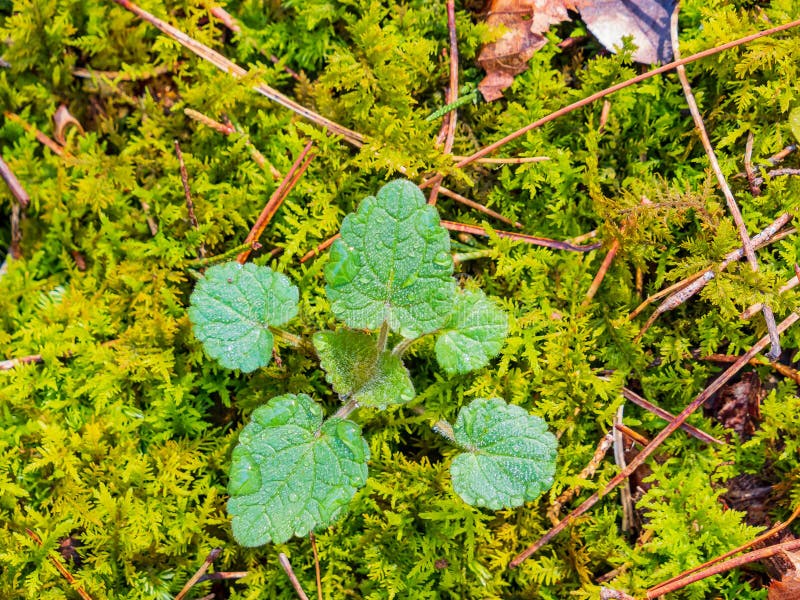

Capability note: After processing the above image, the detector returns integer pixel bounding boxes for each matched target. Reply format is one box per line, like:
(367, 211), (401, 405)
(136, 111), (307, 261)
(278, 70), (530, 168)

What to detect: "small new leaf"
(325, 179), (456, 338)
(450, 398), (557, 510)
(227, 394), (369, 546)
(313, 330), (414, 409)
(188, 262), (298, 372)
(435, 289), (509, 375)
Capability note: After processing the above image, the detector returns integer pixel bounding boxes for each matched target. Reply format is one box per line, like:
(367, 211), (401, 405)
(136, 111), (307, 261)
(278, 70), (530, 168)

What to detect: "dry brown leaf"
(477, 0), (581, 101)
(768, 550), (800, 600)
(53, 104), (84, 145)
(476, 0), (675, 101)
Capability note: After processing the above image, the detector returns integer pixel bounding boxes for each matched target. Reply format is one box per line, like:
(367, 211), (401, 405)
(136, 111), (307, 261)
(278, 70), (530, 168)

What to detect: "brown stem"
(310, 532), (323, 600)
(300, 234), (340, 263)
(237, 142), (314, 264)
(647, 538), (800, 598)
(278, 553), (310, 600)
(440, 221), (601, 252)
(0, 155), (30, 208)
(670, 7), (780, 359)
(111, 0), (364, 146)
(4, 112), (68, 157)
(420, 16), (800, 188)
(451, 155), (549, 165)
(25, 529), (94, 600)
(509, 311), (800, 568)
(581, 239), (620, 308)
(619, 386), (722, 445)
(428, 0), (459, 206)
(175, 548), (222, 600)
(174, 140), (206, 259)
(744, 131), (760, 196)
(437, 187), (521, 228)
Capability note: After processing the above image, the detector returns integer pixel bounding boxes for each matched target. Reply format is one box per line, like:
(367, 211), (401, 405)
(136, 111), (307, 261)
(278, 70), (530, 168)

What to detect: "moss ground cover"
(2, 0), (800, 598)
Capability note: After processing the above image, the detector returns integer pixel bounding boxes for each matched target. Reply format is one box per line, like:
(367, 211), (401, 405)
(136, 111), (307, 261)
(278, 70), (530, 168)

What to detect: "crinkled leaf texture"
(435, 289), (509, 375)
(325, 179), (455, 338)
(188, 262), (298, 372)
(227, 394), (369, 547)
(313, 330), (414, 409)
(450, 398), (557, 510)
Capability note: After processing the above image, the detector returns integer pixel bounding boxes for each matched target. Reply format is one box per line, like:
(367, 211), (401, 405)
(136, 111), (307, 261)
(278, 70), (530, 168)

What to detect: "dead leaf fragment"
(580, 0), (675, 64)
(477, 0), (580, 101)
(53, 104), (84, 145)
(769, 549), (800, 600)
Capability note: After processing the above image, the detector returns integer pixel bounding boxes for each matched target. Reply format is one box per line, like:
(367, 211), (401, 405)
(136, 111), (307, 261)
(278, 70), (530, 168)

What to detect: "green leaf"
(227, 393), (369, 546)
(435, 289), (509, 375)
(313, 330), (414, 409)
(188, 261), (298, 373)
(790, 107), (800, 143)
(450, 398), (557, 510)
(324, 179), (456, 338)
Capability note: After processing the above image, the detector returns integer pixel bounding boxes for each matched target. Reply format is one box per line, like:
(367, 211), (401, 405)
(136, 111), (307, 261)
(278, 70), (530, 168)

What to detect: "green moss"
(2, 0), (800, 598)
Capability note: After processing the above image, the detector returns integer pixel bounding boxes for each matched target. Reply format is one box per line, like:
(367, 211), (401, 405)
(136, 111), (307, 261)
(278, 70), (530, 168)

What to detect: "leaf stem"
(392, 337), (416, 358)
(432, 419), (456, 443)
(331, 398), (359, 421)
(376, 321), (389, 353)
(270, 327), (306, 349)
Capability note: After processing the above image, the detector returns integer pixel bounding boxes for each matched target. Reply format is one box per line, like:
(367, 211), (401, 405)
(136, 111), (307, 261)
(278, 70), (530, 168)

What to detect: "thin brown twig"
(440, 221), (601, 252)
(614, 423), (651, 447)
(278, 553), (310, 600)
(310, 532), (323, 600)
(10, 203), (21, 259)
(744, 131), (760, 196)
(4, 112), (68, 157)
(620, 386), (723, 445)
(450, 155), (550, 165)
(581, 239), (619, 308)
(420, 16), (800, 189)
(647, 538), (800, 598)
(25, 529), (94, 600)
(670, 7), (780, 360)
(631, 212), (793, 327)
(741, 274), (800, 320)
(174, 140), (206, 259)
(175, 548), (222, 600)
(112, 0), (364, 147)
(0, 353), (44, 370)
(612, 406), (635, 533)
(237, 142), (314, 264)
(649, 502), (800, 596)
(428, 0), (459, 206)
(196, 571), (249, 583)
(437, 187), (521, 228)
(699, 352), (800, 385)
(509, 311), (800, 568)
(0, 155), (30, 208)
(547, 431), (614, 526)
(300, 234), (340, 263)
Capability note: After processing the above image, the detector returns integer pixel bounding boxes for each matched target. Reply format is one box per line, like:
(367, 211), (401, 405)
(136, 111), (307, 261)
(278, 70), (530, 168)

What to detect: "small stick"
(209, 6), (240, 33)
(700, 352), (800, 385)
(278, 553), (310, 600)
(0, 155), (30, 208)
(547, 431), (614, 526)
(509, 311), (799, 568)
(619, 386), (722, 445)
(25, 529), (94, 600)
(437, 187), (521, 228)
(744, 131), (760, 196)
(600, 588), (636, 600)
(647, 538), (800, 598)
(175, 547), (222, 600)
(4, 112), (67, 157)
(299, 234), (340, 263)
(428, 0), (459, 206)
(309, 532), (323, 600)
(196, 571), (249, 583)
(450, 155), (549, 165)
(420, 16), (800, 188)
(671, 7), (780, 360)
(630, 212), (793, 322)
(10, 203), (21, 259)
(0, 353), (44, 370)
(112, 0), (364, 147)
(613, 406), (635, 533)
(598, 99), (612, 133)
(614, 423), (650, 447)
(174, 140), (206, 259)
(581, 239), (620, 308)
(649, 502), (800, 595)
(237, 141), (314, 264)
(440, 221), (602, 252)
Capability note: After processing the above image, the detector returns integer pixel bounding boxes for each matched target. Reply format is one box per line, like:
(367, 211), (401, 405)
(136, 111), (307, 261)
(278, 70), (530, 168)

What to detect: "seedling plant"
(188, 179), (558, 546)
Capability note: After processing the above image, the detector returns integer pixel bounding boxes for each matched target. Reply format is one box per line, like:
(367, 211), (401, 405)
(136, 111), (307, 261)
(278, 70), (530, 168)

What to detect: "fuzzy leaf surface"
(435, 289), (509, 375)
(324, 179), (455, 338)
(313, 330), (414, 409)
(227, 394), (369, 547)
(188, 262), (298, 372)
(450, 398), (557, 510)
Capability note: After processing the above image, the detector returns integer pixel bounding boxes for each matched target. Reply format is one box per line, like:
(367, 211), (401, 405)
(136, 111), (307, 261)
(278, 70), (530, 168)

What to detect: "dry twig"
(278, 553), (310, 600)
(174, 140), (206, 259)
(175, 548), (222, 600)
(510, 311), (800, 568)
(25, 529), (94, 600)
(670, 7), (780, 359)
